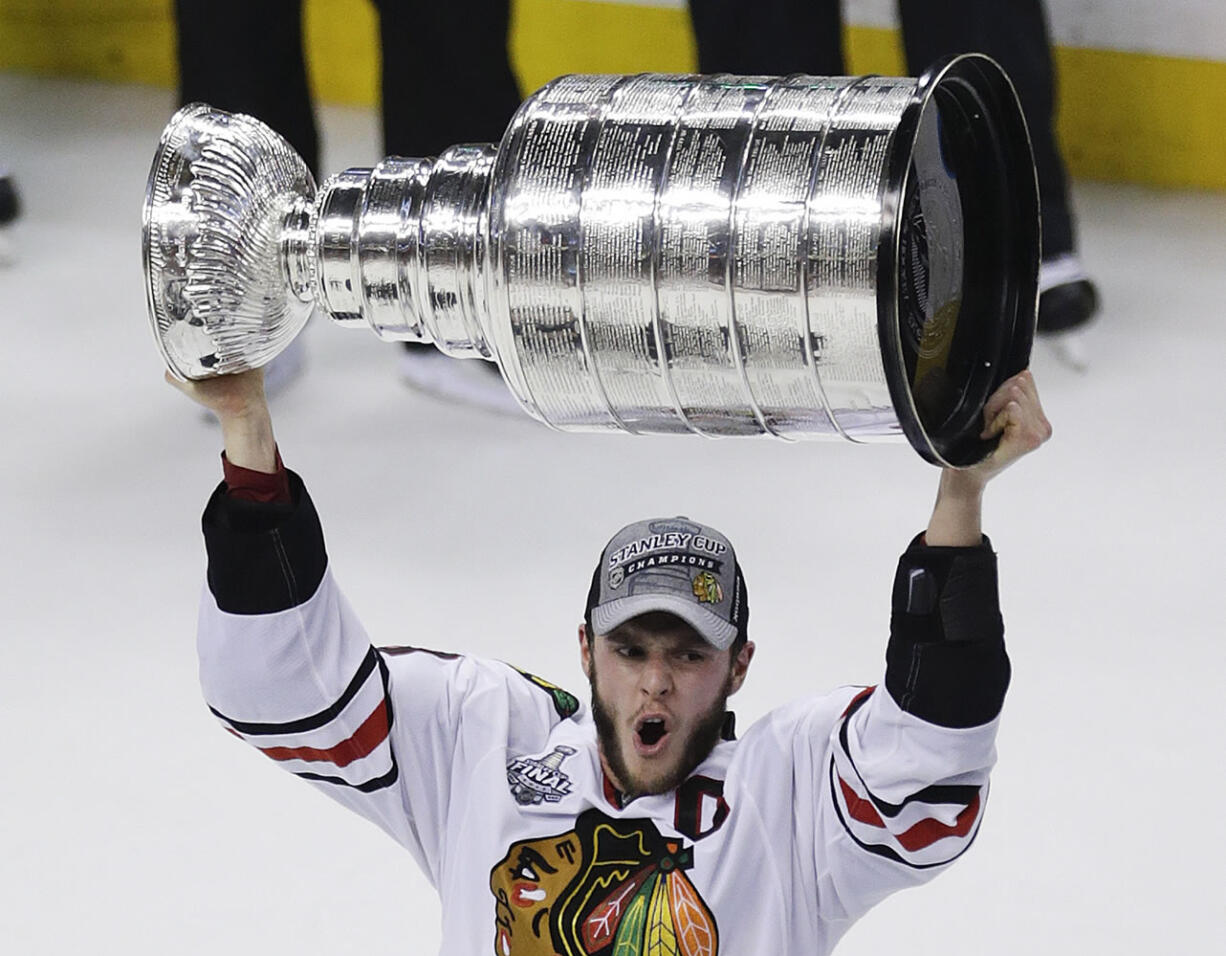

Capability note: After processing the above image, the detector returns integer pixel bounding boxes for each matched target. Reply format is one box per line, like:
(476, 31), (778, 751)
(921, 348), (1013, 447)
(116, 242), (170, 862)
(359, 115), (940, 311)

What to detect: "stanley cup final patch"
(506, 745), (579, 806)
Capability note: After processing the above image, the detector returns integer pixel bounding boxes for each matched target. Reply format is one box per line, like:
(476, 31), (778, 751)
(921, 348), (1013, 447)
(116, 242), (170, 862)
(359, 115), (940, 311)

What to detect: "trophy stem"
(280, 195), (315, 306)
(305, 146), (500, 360)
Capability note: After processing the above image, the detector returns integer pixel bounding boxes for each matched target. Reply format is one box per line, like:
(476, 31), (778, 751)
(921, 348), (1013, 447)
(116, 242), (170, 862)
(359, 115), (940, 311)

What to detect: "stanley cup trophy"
(143, 54), (1038, 466)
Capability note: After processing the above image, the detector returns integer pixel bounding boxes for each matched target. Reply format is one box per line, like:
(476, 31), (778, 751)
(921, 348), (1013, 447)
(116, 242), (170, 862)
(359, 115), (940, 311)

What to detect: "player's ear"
(578, 623), (592, 678)
(727, 641), (755, 696)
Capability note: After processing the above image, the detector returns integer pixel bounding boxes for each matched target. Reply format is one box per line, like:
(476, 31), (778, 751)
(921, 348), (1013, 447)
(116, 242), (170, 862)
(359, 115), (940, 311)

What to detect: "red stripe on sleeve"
(895, 793), (981, 851)
(839, 775), (982, 852)
(257, 699), (390, 768)
(841, 685), (875, 718)
(839, 775), (885, 828)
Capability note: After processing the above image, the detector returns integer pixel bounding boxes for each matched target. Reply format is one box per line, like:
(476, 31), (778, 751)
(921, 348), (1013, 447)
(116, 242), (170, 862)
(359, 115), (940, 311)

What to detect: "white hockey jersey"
(198, 474), (1009, 956)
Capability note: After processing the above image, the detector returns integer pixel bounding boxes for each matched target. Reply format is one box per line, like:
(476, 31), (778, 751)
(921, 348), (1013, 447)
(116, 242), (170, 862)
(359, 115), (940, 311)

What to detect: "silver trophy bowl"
(143, 55), (1038, 466)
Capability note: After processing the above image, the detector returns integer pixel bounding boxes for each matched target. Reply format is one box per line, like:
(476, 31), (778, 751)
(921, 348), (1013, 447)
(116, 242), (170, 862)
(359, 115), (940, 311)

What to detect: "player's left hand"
(963, 370), (1052, 485)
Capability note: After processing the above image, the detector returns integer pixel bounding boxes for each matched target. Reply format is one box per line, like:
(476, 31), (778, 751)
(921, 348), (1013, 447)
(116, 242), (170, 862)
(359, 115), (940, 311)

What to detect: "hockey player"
(170, 366), (1050, 955)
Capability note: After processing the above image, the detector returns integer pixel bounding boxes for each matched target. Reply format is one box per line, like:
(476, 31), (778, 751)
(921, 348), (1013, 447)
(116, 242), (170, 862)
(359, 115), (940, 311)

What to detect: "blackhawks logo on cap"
(691, 571), (723, 604)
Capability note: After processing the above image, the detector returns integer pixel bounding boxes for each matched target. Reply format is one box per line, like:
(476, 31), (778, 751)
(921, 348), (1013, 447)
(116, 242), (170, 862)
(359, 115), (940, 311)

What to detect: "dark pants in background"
(688, 0), (1075, 260)
(174, 0), (522, 177)
(175, 0), (1076, 260)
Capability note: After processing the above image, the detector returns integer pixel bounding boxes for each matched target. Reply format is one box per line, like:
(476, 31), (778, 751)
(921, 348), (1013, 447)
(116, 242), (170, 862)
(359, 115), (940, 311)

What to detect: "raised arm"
(163, 366), (418, 849)
(882, 369), (1052, 730)
(810, 370), (1052, 910)
(165, 365), (570, 885)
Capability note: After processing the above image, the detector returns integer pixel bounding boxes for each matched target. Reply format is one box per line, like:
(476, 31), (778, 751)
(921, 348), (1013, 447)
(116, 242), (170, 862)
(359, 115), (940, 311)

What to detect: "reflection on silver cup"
(143, 54), (1038, 466)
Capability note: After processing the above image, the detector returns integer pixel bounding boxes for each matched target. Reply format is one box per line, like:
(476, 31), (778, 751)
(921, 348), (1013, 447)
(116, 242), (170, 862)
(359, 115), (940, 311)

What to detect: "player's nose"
(639, 657), (674, 697)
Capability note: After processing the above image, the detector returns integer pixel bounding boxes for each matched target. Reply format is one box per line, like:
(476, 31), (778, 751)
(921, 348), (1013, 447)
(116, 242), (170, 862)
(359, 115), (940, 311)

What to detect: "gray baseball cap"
(585, 516), (748, 650)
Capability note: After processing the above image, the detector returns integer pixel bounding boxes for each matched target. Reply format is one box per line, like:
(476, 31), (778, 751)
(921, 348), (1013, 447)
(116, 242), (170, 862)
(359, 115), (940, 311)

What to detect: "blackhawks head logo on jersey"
(489, 808), (718, 956)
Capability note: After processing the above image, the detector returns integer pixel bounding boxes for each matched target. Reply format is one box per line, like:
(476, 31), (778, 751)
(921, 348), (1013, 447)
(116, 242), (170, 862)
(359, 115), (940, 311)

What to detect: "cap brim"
(591, 593), (737, 651)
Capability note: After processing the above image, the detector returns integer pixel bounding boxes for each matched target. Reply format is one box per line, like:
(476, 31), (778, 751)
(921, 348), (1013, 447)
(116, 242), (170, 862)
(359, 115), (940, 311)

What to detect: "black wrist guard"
(202, 470), (328, 615)
(884, 534), (1010, 727)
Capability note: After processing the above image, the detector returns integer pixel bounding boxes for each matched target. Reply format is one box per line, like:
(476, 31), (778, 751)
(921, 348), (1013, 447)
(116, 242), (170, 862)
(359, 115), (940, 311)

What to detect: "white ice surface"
(1, 74), (1223, 954)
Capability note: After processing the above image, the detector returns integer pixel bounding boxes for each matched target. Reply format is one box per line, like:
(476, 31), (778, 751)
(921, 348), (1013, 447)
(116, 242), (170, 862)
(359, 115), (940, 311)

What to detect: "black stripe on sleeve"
(836, 707), (981, 819)
(294, 762), (400, 793)
(211, 647), (379, 736)
(291, 653), (398, 793)
(827, 757), (981, 870)
(202, 470), (328, 615)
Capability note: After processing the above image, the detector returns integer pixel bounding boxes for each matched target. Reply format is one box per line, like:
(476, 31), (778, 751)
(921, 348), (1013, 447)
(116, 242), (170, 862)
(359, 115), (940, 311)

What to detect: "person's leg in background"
(897, 0), (1099, 341)
(174, 0), (316, 391)
(374, 0), (521, 157)
(0, 165), (18, 266)
(174, 0), (320, 176)
(689, 0), (845, 75)
(374, 0), (524, 412)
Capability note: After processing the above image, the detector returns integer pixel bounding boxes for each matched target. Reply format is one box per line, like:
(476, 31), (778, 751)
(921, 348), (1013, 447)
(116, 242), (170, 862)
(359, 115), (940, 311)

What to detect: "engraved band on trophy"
(143, 54), (1038, 466)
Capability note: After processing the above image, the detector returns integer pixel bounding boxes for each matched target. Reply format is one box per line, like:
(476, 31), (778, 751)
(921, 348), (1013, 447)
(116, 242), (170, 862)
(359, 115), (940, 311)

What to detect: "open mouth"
(635, 716), (669, 754)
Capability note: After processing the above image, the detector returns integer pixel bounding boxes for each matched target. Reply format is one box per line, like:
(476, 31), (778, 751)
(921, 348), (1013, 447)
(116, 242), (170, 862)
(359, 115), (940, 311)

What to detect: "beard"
(588, 661), (732, 801)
